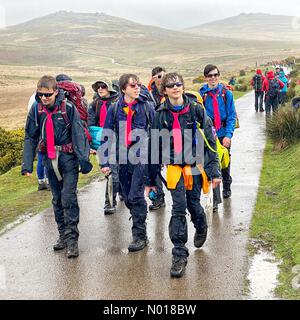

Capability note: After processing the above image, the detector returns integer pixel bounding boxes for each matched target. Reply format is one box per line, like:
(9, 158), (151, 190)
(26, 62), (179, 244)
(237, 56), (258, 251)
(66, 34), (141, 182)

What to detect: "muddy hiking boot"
(149, 197), (166, 211)
(128, 238), (149, 252)
(104, 203), (116, 215)
(223, 190), (232, 199)
(67, 242), (79, 259)
(38, 181), (48, 191)
(170, 257), (187, 278)
(194, 227), (208, 248)
(53, 236), (67, 251)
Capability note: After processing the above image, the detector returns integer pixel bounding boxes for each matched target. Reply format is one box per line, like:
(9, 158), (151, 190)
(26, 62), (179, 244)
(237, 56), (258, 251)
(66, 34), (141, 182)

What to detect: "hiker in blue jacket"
(100, 73), (155, 253)
(200, 64), (236, 211)
(277, 71), (289, 106)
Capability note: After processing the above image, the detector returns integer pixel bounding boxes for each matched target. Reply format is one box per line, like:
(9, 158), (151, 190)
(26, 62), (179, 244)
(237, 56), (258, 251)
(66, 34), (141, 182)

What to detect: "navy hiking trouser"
(265, 95), (279, 116)
(119, 163), (148, 240)
(169, 174), (207, 259)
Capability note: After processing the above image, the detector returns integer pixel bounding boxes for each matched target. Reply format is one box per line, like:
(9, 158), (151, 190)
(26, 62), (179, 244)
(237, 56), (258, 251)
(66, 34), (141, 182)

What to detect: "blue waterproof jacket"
(278, 72), (288, 93)
(199, 83), (236, 139)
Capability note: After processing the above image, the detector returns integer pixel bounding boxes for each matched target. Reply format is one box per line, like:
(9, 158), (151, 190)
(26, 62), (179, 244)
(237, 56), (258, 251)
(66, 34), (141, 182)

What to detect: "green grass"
(0, 155), (101, 232)
(250, 140), (300, 299)
(233, 90), (249, 100)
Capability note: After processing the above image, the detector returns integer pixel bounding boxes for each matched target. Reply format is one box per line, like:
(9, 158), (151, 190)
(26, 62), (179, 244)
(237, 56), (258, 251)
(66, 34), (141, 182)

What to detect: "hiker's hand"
(80, 161), (93, 174)
(145, 186), (156, 197)
(101, 167), (111, 175)
(90, 149), (97, 155)
(212, 178), (222, 189)
(223, 137), (231, 148)
(24, 172), (32, 177)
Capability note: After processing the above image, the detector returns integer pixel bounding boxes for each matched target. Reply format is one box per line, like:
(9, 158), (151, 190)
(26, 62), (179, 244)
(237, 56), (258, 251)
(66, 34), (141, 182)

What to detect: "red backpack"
(57, 81), (88, 122)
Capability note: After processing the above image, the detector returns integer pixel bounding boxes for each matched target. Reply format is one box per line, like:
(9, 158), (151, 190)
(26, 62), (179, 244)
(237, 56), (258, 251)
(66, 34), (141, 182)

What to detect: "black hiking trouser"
(265, 95), (279, 117)
(119, 163), (148, 240)
(47, 155), (80, 245)
(254, 91), (264, 111)
(213, 136), (232, 206)
(169, 175), (207, 259)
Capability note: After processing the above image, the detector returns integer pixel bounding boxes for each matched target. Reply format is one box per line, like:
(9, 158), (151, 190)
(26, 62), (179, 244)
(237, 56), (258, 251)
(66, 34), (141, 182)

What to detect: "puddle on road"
(247, 248), (281, 300)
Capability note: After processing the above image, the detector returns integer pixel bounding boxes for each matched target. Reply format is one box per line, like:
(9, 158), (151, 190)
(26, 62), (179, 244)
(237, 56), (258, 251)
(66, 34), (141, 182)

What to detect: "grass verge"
(0, 155), (101, 232)
(250, 140), (300, 299)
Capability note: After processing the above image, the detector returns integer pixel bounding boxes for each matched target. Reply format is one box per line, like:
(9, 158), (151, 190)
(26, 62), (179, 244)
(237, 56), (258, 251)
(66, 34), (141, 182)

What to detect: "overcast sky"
(0, 0), (299, 29)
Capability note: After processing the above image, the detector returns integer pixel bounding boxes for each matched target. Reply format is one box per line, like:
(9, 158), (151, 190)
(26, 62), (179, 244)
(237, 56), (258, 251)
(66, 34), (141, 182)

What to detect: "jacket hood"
(92, 80), (116, 93)
(156, 94), (191, 112)
(35, 88), (65, 106)
(267, 70), (275, 80)
(200, 83), (222, 94)
(279, 71), (286, 78)
(256, 69), (263, 75)
(97, 90), (119, 102)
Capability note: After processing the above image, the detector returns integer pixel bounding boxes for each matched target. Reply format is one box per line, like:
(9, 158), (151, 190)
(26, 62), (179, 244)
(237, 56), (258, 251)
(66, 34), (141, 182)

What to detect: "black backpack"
(268, 79), (280, 98)
(253, 74), (262, 91)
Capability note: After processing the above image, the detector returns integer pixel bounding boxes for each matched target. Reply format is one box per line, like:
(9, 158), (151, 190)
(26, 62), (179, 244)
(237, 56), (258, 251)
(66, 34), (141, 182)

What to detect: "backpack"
(202, 84), (239, 129)
(268, 79), (280, 98)
(253, 74), (263, 91)
(57, 81), (88, 122)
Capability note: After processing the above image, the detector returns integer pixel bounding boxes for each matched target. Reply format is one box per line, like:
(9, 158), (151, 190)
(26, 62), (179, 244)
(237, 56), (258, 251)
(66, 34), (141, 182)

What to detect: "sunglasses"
(128, 82), (142, 89)
(36, 91), (56, 98)
(97, 84), (108, 90)
(207, 73), (220, 78)
(165, 82), (183, 89)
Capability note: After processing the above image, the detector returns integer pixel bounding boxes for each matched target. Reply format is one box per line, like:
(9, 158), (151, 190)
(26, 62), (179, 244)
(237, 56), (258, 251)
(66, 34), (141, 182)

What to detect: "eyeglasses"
(207, 73), (220, 78)
(36, 91), (56, 98)
(165, 82), (183, 89)
(97, 84), (108, 90)
(154, 74), (163, 79)
(128, 82), (142, 89)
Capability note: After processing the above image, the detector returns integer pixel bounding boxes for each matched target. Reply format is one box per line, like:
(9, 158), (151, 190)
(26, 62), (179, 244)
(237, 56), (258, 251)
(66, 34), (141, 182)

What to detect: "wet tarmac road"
(0, 92), (266, 300)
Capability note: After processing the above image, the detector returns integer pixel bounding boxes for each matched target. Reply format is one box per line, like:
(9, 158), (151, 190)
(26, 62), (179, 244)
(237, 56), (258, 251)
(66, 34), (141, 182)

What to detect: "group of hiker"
(251, 66), (289, 116)
(22, 64), (237, 278)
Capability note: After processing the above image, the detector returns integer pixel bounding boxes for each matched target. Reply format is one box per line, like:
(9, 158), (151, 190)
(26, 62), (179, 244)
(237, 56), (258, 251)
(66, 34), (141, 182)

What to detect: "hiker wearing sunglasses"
(200, 64), (236, 211)
(88, 80), (120, 215)
(145, 72), (221, 278)
(22, 75), (93, 259)
(100, 74), (155, 252)
(146, 67), (167, 211)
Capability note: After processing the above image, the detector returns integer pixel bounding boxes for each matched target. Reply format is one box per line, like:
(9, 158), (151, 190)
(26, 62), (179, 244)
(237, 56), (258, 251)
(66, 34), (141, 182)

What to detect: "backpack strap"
(60, 99), (71, 129)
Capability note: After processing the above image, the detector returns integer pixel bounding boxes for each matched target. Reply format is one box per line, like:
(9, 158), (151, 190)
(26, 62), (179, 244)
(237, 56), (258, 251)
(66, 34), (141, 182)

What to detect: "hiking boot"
(213, 204), (218, 213)
(170, 257), (187, 278)
(149, 197), (166, 211)
(119, 194), (124, 202)
(53, 237), (67, 251)
(67, 242), (79, 259)
(104, 204), (116, 215)
(128, 238), (149, 252)
(38, 181), (48, 191)
(194, 227), (208, 248)
(259, 108), (265, 112)
(223, 190), (232, 199)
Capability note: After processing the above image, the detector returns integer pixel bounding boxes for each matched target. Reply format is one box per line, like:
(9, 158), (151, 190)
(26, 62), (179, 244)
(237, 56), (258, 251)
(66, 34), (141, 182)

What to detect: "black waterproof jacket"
(87, 91), (119, 127)
(22, 90), (90, 174)
(146, 94), (221, 186)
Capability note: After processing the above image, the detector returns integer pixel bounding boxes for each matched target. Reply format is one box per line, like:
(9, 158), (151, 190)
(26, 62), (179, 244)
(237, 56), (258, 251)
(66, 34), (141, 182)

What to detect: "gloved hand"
(80, 160), (93, 174)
